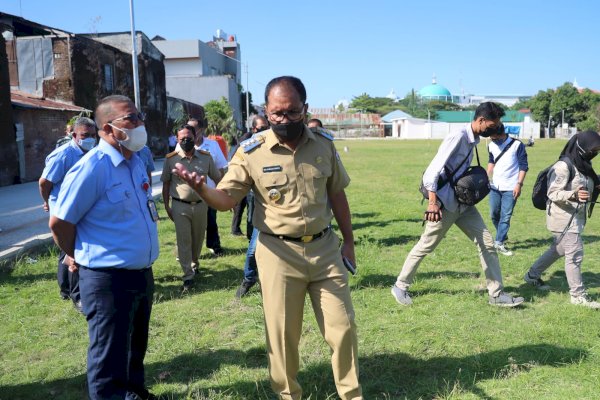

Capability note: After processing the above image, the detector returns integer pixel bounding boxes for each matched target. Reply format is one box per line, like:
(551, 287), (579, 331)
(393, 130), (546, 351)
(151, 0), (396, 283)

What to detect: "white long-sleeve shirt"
(422, 125), (478, 212)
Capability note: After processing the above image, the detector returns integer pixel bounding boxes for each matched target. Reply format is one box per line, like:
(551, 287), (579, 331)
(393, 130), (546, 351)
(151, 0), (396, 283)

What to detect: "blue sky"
(3, 0), (599, 108)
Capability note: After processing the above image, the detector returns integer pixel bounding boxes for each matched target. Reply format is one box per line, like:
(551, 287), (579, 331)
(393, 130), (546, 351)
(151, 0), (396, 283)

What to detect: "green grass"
(2, 139), (600, 399)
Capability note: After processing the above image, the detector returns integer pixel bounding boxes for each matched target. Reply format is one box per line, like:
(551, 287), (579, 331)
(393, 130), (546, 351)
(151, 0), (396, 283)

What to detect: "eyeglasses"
(109, 112), (145, 124)
(266, 106), (305, 123)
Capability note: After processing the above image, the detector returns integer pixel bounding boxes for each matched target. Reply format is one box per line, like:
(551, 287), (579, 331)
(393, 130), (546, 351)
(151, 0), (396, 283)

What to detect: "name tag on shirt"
(263, 165), (282, 173)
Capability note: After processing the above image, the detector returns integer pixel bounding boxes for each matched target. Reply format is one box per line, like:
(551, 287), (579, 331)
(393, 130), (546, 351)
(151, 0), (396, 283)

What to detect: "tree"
(204, 97), (237, 140)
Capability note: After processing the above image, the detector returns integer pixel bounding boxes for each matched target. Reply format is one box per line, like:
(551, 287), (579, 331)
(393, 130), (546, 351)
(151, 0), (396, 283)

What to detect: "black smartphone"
(342, 256), (357, 275)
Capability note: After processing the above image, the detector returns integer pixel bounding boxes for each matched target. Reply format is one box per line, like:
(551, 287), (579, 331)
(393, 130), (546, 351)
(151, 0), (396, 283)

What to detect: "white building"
(151, 33), (243, 126)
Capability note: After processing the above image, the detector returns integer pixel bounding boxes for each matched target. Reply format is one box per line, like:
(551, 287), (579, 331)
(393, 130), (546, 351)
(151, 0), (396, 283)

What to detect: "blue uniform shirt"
(137, 145), (155, 174)
(41, 140), (84, 212)
(54, 139), (159, 269)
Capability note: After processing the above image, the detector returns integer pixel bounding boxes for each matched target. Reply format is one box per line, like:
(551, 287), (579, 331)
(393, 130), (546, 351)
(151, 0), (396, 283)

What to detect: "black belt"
(264, 227), (330, 243)
(172, 197), (202, 205)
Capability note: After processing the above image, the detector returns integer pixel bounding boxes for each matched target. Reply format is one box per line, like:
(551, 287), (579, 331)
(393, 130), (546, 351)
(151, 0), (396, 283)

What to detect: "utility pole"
(129, 0), (141, 110)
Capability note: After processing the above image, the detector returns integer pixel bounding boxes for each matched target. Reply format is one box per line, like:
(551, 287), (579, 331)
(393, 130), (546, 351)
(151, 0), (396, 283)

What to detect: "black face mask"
(271, 120), (304, 141)
(254, 126), (269, 133)
(180, 137), (195, 153)
(480, 123), (504, 138)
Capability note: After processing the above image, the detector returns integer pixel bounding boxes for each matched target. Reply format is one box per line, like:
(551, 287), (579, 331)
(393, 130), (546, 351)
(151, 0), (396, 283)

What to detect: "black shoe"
(182, 279), (194, 291)
(73, 300), (84, 315)
(128, 388), (158, 400)
(231, 230), (244, 237)
(60, 292), (69, 301)
(210, 247), (225, 257)
(235, 280), (256, 299)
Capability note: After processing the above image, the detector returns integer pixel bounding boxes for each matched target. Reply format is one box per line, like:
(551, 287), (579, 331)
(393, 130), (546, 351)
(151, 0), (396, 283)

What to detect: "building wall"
(164, 58), (202, 77)
(392, 120), (542, 140)
(0, 34), (19, 186)
(12, 107), (79, 182)
(165, 75), (241, 126)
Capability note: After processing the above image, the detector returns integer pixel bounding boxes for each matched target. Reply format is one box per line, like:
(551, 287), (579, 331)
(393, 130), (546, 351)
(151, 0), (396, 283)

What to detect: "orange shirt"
(209, 135), (228, 159)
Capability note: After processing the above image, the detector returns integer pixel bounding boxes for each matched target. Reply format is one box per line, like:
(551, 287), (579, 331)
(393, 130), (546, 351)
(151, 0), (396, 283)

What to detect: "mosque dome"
(418, 75), (453, 102)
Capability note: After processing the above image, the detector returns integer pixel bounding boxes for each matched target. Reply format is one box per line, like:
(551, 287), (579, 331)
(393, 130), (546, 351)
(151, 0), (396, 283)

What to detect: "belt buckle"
(300, 235), (313, 243)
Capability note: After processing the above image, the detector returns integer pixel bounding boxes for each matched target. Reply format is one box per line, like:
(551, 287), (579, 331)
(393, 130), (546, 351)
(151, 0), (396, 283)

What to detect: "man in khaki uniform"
(162, 125), (220, 289)
(172, 76), (362, 399)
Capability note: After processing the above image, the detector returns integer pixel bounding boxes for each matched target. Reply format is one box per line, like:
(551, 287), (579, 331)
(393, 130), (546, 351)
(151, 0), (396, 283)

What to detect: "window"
(104, 64), (114, 92)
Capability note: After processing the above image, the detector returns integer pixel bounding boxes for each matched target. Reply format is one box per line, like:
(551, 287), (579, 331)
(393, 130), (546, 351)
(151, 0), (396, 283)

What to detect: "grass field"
(1, 139), (600, 400)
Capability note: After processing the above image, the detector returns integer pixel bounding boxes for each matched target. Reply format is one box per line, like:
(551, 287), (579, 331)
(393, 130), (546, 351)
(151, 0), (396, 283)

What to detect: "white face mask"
(109, 124), (147, 152)
(77, 137), (96, 152)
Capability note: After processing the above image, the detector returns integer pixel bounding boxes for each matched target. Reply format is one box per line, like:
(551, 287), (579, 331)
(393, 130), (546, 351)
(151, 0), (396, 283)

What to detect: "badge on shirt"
(263, 165), (283, 173)
(268, 188), (281, 201)
(315, 156), (323, 164)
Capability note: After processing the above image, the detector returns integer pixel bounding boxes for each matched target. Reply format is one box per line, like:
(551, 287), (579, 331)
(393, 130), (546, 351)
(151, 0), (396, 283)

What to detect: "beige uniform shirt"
(218, 127), (350, 237)
(547, 160), (594, 233)
(161, 149), (220, 202)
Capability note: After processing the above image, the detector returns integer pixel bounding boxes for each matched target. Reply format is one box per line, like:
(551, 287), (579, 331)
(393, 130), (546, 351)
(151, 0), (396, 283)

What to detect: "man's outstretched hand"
(173, 162), (206, 194)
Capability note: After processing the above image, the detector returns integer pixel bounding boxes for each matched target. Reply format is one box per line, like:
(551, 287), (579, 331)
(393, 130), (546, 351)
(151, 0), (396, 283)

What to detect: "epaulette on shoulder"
(311, 127), (334, 141)
(197, 149), (211, 156)
(241, 133), (266, 153)
(166, 150), (178, 158)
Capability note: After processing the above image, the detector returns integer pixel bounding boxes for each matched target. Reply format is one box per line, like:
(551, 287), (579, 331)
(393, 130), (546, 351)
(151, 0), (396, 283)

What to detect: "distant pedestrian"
(39, 116), (97, 312)
(168, 132), (177, 152)
(487, 125), (528, 256)
(162, 124), (220, 290)
(524, 131), (600, 308)
(50, 95), (159, 400)
(137, 145), (155, 185)
(55, 122), (74, 148)
(391, 102), (524, 308)
(187, 118), (227, 256)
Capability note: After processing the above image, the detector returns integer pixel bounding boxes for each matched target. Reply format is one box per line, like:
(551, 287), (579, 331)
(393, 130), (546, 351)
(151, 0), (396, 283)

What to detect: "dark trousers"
(57, 250), (80, 302)
(206, 207), (222, 250)
(79, 267), (154, 400)
(245, 191), (255, 241)
(231, 196), (247, 234)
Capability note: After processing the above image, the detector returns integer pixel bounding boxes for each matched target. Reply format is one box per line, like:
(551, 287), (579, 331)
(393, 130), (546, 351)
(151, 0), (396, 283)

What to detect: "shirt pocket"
(106, 185), (129, 203)
(305, 164), (331, 203)
(258, 172), (290, 207)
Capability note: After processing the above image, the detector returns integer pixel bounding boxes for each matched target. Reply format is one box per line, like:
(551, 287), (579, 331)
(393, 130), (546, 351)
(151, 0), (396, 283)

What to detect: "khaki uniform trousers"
(395, 205), (504, 297)
(529, 232), (585, 296)
(256, 229), (362, 400)
(172, 199), (208, 281)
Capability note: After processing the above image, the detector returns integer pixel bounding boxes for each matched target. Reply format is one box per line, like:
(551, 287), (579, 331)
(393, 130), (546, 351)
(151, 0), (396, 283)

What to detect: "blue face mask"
(78, 137), (96, 151)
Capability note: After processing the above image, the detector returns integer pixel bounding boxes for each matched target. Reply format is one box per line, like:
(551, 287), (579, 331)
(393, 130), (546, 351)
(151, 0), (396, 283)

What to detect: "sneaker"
(570, 293), (600, 309)
(209, 247), (225, 257)
(494, 243), (513, 256)
(524, 272), (550, 290)
(231, 230), (244, 237)
(489, 292), (524, 307)
(391, 285), (413, 306)
(60, 292), (70, 301)
(235, 279), (256, 299)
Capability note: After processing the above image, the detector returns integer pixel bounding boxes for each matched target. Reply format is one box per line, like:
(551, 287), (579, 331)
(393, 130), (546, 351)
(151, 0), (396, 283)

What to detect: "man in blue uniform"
(50, 95), (159, 400)
(39, 116), (97, 310)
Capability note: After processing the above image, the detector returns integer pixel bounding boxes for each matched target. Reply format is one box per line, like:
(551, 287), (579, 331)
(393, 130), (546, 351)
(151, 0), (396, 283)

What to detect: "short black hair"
(251, 115), (268, 129)
(264, 76), (306, 104)
(178, 124), (196, 137)
(473, 102), (505, 121)
(307, 118), (323, 128)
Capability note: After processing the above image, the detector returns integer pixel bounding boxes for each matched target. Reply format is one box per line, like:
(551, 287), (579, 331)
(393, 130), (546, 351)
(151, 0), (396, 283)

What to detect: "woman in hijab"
(524, 130), (600, 308)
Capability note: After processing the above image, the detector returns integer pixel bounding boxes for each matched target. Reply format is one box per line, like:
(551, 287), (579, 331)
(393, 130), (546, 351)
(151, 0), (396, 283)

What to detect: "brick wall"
(0, 34), (19, 186)
(12, 108), (78, 182)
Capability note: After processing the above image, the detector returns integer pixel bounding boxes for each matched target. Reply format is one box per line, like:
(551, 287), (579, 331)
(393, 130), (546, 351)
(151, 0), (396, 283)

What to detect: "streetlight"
(221, 52), (250, 131)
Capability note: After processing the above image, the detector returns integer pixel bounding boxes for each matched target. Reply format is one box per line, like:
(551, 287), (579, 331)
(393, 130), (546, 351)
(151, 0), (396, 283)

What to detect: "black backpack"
(531, 157), (575, 210)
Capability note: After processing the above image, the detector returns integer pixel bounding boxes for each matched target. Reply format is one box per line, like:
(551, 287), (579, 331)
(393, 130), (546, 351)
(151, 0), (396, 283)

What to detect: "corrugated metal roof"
(11, 91), (89, 112)
(435, 110), (527, 123)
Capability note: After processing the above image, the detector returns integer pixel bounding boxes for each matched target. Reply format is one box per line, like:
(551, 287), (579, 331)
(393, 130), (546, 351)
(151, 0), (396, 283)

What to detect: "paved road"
(0, 158), (165, 262)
